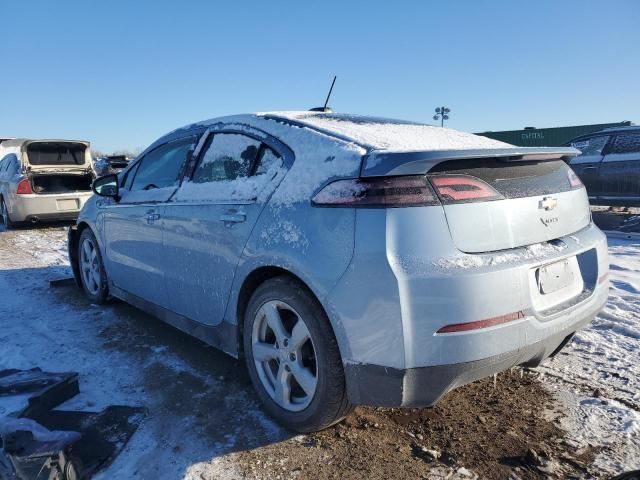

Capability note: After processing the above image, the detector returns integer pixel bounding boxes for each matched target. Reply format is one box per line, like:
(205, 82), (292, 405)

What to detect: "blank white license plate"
(56, 199), (79, 211)
(538, 259), (574, 295)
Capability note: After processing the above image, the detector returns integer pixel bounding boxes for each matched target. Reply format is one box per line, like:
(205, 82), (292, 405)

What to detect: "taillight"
(312, 175), (439, 208)
(428, 175), (503, 204)
(567, 168), (583, 189)
(16, 178), (33, 195)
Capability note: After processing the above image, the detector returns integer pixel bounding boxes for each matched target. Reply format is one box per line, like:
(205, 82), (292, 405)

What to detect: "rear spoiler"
(361, 147), (580, 177)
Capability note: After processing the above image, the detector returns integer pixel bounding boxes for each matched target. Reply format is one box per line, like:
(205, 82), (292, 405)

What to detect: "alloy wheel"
(80, 237), (102, 296)
(251, 300), (318, 412)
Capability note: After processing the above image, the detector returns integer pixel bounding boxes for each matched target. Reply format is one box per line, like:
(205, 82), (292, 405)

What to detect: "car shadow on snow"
(0, 265), (292, 476)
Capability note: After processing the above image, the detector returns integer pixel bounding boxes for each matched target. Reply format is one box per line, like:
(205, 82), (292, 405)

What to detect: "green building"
(476, 121), (633, 147)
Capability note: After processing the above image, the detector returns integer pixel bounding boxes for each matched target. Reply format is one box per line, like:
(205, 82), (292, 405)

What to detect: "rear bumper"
(345, 308), (597, 407)
(330, 208), (609, 408)
(9, 192), (92, 222)
(390, 223), (609, 368)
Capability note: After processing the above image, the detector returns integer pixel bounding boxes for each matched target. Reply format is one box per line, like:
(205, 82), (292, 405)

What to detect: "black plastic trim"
(109, 285), (239, 357)
(344, 314), (594, 408)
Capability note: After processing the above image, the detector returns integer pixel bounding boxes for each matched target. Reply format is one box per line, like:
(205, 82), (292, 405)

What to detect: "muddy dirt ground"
(232, 371), (598, 480)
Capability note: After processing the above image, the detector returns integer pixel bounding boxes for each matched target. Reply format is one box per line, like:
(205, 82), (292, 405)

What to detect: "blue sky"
(1, 0), (638, 153)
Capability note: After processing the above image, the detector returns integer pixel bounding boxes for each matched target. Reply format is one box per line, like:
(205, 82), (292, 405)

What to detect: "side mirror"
(92, 174), (119, 199)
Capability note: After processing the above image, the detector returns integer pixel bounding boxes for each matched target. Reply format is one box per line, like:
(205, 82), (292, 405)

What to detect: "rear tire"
(243, 276), (353, 433)
(0, 197), (15, 229)
(64, 455), (83, 480)
(78, 229), (109, 303)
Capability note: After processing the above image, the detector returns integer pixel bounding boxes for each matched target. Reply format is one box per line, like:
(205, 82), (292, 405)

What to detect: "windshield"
(26, 142), (87, 166)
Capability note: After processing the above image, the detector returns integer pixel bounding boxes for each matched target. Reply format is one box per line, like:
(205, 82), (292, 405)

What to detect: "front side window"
(131, 137), (194, 191)
(120, 160), (140, 190)
(610, 133), (640, 155)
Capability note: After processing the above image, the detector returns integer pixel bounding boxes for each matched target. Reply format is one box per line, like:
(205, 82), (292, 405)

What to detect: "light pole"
(433, 106), (451, 127)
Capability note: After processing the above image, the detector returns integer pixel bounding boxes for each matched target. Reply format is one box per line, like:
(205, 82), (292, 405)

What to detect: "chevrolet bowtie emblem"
(539, 196), (558, 211)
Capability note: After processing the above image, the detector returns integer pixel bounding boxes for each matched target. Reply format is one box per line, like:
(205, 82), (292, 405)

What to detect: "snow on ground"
(0, 226), (286, 479)
(541, 236), (640, 475)
(0, 227), (68, 268)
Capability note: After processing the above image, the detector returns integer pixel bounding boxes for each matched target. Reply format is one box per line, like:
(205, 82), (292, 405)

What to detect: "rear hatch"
(362, 147), (588, 253)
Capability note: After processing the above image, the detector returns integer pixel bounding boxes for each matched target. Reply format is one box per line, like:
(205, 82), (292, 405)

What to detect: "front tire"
(0, 197), (15, 229)
(243, 276), (352, 432)
(78, 229), (109, 303)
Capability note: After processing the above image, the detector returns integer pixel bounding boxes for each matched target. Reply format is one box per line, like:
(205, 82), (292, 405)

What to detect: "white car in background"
(0, 139), (95, 227)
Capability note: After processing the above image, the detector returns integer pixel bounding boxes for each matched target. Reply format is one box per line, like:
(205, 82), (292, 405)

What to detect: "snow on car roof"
(186, 112), (511, 153)
(260, 112), (512, 152)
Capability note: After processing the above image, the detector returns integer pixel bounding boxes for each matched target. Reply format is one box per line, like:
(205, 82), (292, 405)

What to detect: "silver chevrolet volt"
(69, 112), (609, 432)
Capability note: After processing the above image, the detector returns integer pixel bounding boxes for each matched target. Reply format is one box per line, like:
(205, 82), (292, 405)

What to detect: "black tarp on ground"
(0, 369), (80, 419)
(0, 369), (145, 480)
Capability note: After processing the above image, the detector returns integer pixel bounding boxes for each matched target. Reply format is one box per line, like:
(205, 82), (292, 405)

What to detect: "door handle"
(220, 212), (246, 225)
(145, 210), (160, 224)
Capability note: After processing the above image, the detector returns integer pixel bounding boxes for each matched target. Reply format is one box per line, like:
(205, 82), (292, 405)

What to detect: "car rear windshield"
(26, 143), (87, 166)
(429, 158), (574, 199)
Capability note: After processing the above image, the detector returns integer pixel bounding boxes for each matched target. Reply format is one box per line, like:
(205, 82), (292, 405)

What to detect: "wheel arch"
(69, 221), (93, 287)
(234, 266), (346, 361)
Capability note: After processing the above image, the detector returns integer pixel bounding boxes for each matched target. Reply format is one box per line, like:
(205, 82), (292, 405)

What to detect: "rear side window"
(26, 143), (86, 165)
(178, 132), (283, 202)
(570, 136), (609, 157)
(430, 159), (575, 199)
(609, 133), (640, 154)
(131, 137), (194, 191)
(192, 133), (262, 184)
(256, 148), (281, 175)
